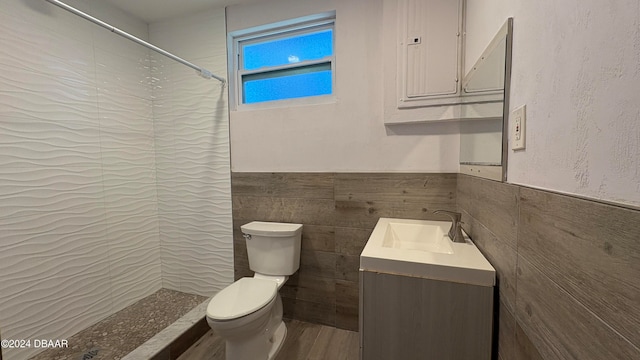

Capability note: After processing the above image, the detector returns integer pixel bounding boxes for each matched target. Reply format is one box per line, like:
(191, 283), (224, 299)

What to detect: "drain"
(79, 348), (99, 360)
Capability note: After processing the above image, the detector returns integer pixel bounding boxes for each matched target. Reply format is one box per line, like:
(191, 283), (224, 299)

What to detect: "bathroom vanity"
(359, 218), (495, 360)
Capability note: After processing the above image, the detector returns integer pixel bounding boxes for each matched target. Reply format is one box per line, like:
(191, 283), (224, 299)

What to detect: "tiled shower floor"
(29, 289), (207, 360)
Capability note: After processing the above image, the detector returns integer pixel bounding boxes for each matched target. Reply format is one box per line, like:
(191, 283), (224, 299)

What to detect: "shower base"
(29, 289), (207, 360)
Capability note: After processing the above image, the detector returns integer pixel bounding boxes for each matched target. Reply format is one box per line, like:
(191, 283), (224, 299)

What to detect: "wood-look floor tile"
(275, 320), (322, 360)
(178, 320), (359, 360)
(177, 330), (225, 360)
(306, 326), (359, 360)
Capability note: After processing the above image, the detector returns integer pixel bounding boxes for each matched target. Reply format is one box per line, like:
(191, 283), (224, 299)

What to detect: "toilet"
(206, 221), (303, 360)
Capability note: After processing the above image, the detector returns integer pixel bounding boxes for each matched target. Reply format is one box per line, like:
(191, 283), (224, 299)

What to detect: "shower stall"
(0, 0), (232, 359)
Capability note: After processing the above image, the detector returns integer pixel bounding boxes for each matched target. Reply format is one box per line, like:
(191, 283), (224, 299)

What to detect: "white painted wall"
(149, 10), (234, 297)
(227, 0), (460, 173)
(468, 0), (640, 207)
(0, 1), (160, 358)
(229, 0), (640, 205)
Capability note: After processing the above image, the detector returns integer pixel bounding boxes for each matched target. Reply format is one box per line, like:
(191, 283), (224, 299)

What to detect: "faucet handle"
(433, 210), (466, 243)
(433, 209), (462, 223)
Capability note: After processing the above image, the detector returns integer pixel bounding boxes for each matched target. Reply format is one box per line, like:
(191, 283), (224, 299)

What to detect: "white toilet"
(206, 221), (303, 360)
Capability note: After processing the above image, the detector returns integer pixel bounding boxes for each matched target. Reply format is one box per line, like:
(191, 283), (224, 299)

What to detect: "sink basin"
(361, 218), (495, 286)
(382, 222), (454, 254)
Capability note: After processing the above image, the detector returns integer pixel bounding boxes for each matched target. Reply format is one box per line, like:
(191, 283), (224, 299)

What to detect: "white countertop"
(360, 218), (496, 287)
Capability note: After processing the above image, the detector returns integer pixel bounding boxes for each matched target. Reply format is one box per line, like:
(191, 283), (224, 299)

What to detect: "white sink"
(360, 218), (495, 287)
(382, 221), (454, 254)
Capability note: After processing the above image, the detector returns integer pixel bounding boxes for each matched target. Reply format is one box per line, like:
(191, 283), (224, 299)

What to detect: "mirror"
(459, 18), (513, 182)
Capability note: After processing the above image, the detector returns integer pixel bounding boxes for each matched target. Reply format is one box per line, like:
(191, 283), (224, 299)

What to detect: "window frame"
(229, 14), (337, 111)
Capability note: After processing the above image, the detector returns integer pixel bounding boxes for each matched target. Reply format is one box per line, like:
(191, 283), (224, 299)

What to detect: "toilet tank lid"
(241, 221), (302, 237)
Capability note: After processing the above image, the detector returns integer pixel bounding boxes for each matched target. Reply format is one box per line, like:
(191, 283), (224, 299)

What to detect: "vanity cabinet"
(359, 270), (493, 360)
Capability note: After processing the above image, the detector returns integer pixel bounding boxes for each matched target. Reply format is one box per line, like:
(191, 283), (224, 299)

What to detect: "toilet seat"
(207, 278), (277, 321)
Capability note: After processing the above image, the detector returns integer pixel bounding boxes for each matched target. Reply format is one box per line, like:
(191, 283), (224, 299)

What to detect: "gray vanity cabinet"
(359, 270), (494, 360)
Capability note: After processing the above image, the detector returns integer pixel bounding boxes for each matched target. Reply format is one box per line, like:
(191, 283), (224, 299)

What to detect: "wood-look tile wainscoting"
(231, 172), (457, 331)
(457, 174), (640, 360)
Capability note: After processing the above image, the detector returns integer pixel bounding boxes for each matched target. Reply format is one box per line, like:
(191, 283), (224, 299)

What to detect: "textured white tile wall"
(0, 2), (232, 357)
(149, 9), (234, 297)
(0, 0), (161, 358)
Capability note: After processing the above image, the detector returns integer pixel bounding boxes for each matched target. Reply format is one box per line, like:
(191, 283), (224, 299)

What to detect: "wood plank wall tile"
(334, 173), (457, 229)
(336, 279), (359, 331)
(458, 173), (640, 360)
(334, 200), (450, 229)
(335, 227), (371, 256)
(516, 256), (639, 359)
(457, 174), (519, 248)
(497, 299), (516, 360)
(301, 225), (335, 253)
(461, 209), (517, 313)
(515, 322), (543, 360)
(299, 250), (337, 279)
(231, 172), (334, 199)
(518, 187), (640, 347)
(282, 297), (336, 327)
(281, 272), (335, 304)
(232, 197), (336, 226)
(232, 172), (457, 331)
(334, 173), (456, 204)
(336, 254), (360, 282)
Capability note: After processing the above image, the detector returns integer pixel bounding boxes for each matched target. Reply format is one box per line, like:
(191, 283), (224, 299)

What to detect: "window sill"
(233, 94), (337, 112)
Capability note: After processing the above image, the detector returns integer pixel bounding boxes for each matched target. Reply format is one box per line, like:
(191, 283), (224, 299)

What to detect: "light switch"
(512, 105), (526, 150)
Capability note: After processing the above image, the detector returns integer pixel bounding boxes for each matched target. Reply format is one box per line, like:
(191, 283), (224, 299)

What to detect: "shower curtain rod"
(44, 0), (226, 84)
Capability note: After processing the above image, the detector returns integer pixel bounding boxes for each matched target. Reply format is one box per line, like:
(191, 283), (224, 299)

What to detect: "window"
(231, 14), (336, 108)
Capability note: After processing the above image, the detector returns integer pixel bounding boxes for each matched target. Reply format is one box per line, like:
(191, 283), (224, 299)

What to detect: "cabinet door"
(361, 271), (493, 360)
(400, 0), (461, 101)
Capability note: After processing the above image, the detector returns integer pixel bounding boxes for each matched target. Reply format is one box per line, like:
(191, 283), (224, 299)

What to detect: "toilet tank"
(241, 221), (303, 276)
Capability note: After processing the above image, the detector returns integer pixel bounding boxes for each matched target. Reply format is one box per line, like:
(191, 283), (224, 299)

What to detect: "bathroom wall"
(232, 172), (457, 330)
(467, 0), (640, 207)
(0, 0), (161, 359)
(226, 0), (460, 173)
(457, 174), (640, 360)
(225, 2), (640, 356)
(149, 9), (234, 297)
(461, 4), (640, 357)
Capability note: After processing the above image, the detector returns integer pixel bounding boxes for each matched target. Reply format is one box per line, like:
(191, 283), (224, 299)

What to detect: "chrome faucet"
(433, 210), (466, 243)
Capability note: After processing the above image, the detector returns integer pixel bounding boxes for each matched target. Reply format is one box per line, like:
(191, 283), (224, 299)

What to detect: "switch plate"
(512, 105), (526, 150)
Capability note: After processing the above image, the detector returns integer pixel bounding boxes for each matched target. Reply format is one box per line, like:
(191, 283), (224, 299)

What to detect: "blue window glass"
(242, 29), (333, 70)
(243, 67), (332, 104)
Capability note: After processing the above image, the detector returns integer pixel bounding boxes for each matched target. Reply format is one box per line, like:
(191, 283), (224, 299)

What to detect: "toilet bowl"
(206, 221), (302, 360)
(207, 277), (286, 360)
